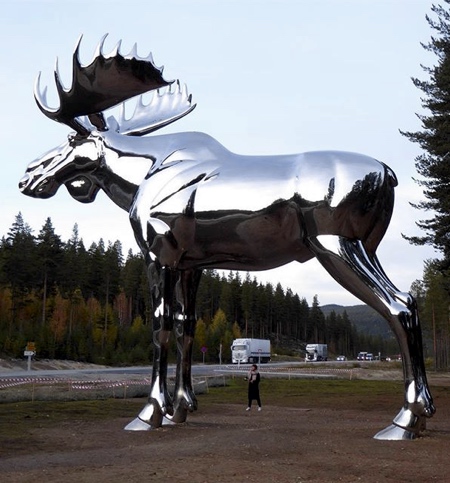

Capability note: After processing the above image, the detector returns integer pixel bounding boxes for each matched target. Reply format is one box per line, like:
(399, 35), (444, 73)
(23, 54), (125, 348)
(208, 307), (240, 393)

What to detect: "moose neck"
(94, 132), (156, 212)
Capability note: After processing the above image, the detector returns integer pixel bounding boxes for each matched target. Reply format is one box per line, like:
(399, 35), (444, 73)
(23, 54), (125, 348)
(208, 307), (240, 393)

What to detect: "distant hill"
(321, 304), (393, 339)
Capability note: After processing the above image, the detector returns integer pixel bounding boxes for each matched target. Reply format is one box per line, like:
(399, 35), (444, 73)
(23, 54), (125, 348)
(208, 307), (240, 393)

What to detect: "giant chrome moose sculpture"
(20, 36), (435, 440)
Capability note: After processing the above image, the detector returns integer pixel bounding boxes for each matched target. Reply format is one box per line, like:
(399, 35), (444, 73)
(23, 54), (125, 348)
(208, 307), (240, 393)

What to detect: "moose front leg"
(125, 264), (177, 431)
(169, 269), (202, 424)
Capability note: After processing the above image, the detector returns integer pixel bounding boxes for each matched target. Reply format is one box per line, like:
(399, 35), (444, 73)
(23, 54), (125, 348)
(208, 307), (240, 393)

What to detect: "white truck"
(305, 343), (328, 362)
(231, 338), (271, 364)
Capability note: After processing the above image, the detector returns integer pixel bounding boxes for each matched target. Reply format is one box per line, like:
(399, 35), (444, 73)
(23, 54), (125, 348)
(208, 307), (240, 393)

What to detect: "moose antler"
(34, 34), (173, 134)
(109, 80), (196, 136)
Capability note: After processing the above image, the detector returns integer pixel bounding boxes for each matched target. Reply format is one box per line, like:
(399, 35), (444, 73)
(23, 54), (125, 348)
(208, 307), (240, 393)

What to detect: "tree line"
(0, 212), (396, 365)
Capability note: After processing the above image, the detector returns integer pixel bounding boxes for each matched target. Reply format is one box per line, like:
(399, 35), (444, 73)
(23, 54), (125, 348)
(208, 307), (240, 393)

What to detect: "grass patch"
(201, 377), (403, 412)
(0, 378), (411, 439)
(0, 398), (145, 437)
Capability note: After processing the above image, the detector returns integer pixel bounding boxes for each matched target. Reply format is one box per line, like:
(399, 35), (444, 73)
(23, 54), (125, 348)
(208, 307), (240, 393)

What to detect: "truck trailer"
(231, 338), (271, 364)
(305, 343), (328, 362)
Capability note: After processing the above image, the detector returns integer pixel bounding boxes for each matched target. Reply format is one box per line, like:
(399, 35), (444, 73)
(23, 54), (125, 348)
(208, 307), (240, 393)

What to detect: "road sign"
(24, 350), (35, 356)
(26, 342), (36, 352)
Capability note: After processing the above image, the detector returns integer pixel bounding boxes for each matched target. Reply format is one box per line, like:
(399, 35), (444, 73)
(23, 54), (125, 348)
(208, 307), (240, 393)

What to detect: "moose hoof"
(165, 390), (198, 424)
(393, 407), (426, 432)
(125, 401), (174, 430)
(373, 424), (418, 441)
(124, 417), (152, 431)
(167, 407), (188, 424)
(124, 415), (175, 431)
(374, 406), (428, 440)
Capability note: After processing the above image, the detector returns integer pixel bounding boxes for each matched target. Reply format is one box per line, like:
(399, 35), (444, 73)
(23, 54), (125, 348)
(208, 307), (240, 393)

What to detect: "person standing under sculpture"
(246, 364), (262, 411)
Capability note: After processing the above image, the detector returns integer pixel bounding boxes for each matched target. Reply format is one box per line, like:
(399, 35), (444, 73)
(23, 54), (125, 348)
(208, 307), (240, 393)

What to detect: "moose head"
(19, 34), (195, 205)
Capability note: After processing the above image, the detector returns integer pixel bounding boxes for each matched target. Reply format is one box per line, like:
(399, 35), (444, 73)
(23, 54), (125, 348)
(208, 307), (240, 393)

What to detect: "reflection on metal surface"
(20, 36), (435, 440)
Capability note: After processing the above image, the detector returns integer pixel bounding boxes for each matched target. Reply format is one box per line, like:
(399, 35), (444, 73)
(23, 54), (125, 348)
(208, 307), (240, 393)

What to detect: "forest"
(0, 213), (401, 366)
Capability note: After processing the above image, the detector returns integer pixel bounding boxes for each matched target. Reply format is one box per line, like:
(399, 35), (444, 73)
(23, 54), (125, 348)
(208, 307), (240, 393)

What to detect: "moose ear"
(65, 176), (99, 203)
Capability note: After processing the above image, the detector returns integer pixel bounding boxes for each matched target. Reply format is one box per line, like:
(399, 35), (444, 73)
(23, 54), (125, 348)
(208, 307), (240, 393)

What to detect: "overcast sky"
(0, 0), (441, 306)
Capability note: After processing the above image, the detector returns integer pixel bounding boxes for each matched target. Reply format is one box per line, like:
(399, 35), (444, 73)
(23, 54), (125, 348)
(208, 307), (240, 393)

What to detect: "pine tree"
(122, 250), (148, 324)
(60, 224), (87, 298)
(421, 260), (450, 369)
(36, 217), (63, 325)
(309, 295), (326, 343)
(401, 1), (450, 275)
(3, 213), (39, 315)
(273, 283), (286, 340)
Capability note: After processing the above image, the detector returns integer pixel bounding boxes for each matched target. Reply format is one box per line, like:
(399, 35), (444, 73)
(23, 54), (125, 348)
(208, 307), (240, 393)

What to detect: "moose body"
(128, 131), (395, 271)
(19, 37), (435, 440)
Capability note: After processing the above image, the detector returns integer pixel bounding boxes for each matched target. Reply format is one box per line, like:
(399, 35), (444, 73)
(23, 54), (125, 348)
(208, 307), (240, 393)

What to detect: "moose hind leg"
(308, 235), (435, 439)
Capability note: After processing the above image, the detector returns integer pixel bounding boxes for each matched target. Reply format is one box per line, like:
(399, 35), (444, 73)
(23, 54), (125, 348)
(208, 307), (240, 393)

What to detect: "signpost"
(201, 346), (207, 364)
(24, 342), (36, 371)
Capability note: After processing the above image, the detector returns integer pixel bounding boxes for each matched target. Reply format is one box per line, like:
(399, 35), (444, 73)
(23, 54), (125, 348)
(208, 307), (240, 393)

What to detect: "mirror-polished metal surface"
(19, 36), (435, 440)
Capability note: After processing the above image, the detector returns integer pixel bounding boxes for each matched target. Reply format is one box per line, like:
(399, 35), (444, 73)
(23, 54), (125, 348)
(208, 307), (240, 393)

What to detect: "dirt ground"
(1, 372), (450, 483)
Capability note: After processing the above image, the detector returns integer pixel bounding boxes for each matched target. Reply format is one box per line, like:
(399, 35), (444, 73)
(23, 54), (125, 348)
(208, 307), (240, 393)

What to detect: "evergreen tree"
(421, 260), (450, 369)
(104, 241), (123, 302)
(241, 272), (254, 338)
(3, 213), (37, 291)
(240, 273), (263, 338)
(340, 310), (354, 356)
(273, 283), (286, 340)
(60, 225), (89, 340)
(261, 282), (274, 337)
(309, 295), (326, 343)
(60, 224), (88, 298)
(2, 213), (39, 325)
(298, 297), (310, 342)
(122, 250), (149, 324)
(86, 240), (106, 299)
(36, 217), (64, 325)
(401, 1), (450, 275)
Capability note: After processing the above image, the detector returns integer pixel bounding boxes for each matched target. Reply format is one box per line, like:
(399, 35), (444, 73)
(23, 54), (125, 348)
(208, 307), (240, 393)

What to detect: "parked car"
(336, 355), (347, 361)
